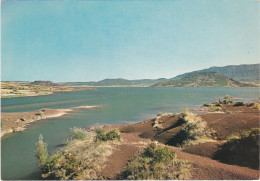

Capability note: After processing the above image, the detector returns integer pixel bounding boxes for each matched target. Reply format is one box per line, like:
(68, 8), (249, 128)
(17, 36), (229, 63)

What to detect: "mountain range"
(59, 64), (259, 87)
(152, 72), (255, 87)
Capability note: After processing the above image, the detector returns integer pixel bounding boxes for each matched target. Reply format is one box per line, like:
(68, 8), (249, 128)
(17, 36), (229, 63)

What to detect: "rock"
(20, 118), (26, 121)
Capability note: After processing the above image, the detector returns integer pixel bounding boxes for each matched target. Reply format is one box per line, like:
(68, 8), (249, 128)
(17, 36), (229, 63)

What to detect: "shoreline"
(42, 99), (259, 180)
(1, 105), (101, 138)
(1, 88), (95, 99)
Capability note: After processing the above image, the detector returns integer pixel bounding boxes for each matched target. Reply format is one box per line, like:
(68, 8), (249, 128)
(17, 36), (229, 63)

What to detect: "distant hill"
(31, 81), (59, 86)
(60, 78), (168, 87)
(172, 64), (259, 83)
(152, 72), (255, 87)
(59, 64), (259, 87)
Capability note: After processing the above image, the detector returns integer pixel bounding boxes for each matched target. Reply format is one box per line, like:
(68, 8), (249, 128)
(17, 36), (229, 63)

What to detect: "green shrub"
(224, 95), (232, 99)
(142, 143), (176, 163)
(70, 127), (86, 140)
(233, 102), (245, 107)
(42, 154), (61, 174)
(209, 104), (221, 111)
(106, 129), (120, 141)
(214, 128), (260, 169)
(203, 102), (209, 107)
(60, 154), (82, 178)
(95, 128), (120, 142)
(35, 135), (62, 175)
(240, 128), (260, 144)
(246, 102), (260, 110)
(170, 113), (213, 147)
(124, 143), (189, 180)
(35, 134), (49, 173)
(95, 127), (106, 135)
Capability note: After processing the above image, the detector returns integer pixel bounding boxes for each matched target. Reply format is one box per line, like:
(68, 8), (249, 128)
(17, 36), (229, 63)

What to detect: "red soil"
(100, 104), (259, 180)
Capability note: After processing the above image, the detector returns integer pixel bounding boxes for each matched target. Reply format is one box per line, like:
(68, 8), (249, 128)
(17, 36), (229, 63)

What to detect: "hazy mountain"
(172, 64), (259, 83)
(152, 72), (255, 87)
(60, 78), (168, 87)
(60, 64), (259, 87)
(31, 81), (60, 86)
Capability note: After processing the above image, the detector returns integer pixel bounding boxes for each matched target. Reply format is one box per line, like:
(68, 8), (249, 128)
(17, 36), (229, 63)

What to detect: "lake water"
(1, 87), (259, 180)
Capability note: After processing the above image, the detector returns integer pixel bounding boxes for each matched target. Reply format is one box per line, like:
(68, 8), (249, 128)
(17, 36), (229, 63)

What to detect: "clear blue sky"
(2, 0), (259, 82)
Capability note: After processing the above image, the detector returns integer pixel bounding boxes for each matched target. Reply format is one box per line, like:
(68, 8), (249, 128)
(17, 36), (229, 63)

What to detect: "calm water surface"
(1, 87), (259, 179)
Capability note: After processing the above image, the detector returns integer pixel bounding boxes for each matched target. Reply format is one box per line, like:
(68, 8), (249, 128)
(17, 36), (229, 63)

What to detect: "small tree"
(35, 134), (48, 173)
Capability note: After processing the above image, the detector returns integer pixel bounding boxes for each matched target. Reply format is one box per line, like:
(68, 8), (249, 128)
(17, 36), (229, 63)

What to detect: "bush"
(203, 102), (209, 107)
(170, 113), (212, 147)
(246, 102), (260, 110)
(224, 95), (232, 99)
(70, 127), (86, 140)
(35, 135), (61, 174)
(59, 154), (81, 178)
(42, 155), (61, 174)
(214, 128), (260, 169)
(95, 128), (120, 142)
(35, 134), (49, 173)
(240, 128), (260, 144)
(124, 143), (190, 180)
(106, 129), (121, 141)
(209, 104), (221, 111)
(233, 102), (245, 107)
(142, 143), (176, 163)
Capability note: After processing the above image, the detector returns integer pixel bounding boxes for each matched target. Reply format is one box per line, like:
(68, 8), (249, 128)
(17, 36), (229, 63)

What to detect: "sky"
(1, 0), (259, 82)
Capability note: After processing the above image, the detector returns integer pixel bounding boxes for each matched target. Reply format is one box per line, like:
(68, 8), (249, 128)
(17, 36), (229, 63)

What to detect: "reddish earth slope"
(100, 103), (259, 180)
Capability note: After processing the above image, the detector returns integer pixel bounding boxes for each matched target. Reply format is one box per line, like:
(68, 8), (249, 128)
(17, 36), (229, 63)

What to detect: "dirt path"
(101, 133), (150, 179)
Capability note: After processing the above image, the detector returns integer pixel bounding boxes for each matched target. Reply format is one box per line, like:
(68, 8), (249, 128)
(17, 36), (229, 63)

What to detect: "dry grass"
(124, 142), (191, 180)
(176, 112), (215, 147)
(41, 127), (121, 180)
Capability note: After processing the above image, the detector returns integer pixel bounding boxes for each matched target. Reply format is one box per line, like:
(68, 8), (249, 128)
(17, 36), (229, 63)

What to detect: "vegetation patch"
(233, 102), (246, 107)
(246, 102), (260, 110)
(224, 95), (232, 99)
(95, 127), (120, 142)
(202, 102), (222, 112)
(35, 127), (121, 179)
(168, 112), (214, 147)
(123, 143), (190, 180)
(70, 127), (87, 140)
(214, 128), (260, 169)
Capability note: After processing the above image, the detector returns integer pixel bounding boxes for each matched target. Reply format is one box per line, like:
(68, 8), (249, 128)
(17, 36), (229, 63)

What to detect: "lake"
(1, 87), (259, 179)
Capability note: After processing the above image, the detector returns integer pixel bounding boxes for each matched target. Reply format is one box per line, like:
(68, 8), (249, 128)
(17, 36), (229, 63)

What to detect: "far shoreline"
(1, 105), (101, 138)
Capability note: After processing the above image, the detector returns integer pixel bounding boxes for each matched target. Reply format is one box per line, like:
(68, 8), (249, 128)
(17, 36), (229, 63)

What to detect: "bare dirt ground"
(101, 131), (150, 179)
(100, 103), (259, 180)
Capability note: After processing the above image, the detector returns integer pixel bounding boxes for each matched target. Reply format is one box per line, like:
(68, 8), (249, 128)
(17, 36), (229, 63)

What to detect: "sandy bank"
(1, 105), (100, 138)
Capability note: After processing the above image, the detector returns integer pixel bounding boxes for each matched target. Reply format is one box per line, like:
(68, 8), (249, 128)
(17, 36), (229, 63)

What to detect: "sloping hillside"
(60, 78), (167, 87)
(31, 81), (59, 86)
(152, 72), (254, 87)
(173, 64), (259, 83)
